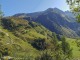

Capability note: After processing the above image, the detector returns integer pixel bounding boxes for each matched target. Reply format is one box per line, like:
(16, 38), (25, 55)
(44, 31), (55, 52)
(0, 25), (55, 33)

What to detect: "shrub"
(31, 38), (47, 50)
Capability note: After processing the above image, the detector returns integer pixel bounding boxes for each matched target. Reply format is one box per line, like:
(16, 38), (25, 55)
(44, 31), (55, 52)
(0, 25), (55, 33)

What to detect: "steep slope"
(35, 10), (78, 37)
(65, 11), (76, 22)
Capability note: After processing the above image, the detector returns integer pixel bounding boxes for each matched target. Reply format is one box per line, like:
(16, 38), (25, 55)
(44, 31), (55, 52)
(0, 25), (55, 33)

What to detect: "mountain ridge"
(13, 8), (80, 38)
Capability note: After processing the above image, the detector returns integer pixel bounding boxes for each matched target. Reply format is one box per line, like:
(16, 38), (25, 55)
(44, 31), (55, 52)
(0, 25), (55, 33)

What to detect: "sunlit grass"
(66, 38), (80, 58)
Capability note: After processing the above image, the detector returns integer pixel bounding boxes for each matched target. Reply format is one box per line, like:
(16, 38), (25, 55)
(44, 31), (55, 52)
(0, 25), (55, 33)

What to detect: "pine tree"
(52, 32), (58, 51)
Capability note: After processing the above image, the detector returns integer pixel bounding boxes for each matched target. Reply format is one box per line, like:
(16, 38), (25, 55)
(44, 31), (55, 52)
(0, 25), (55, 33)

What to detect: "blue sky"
(0, 0), (69, 16)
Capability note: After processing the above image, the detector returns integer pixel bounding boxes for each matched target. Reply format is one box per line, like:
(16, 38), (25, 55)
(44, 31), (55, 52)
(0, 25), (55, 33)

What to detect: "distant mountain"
(13, 8), (80, 38)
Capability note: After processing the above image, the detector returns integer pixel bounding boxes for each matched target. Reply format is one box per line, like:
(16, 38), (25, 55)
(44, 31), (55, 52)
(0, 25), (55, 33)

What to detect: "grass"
(0, 26), (39, 58)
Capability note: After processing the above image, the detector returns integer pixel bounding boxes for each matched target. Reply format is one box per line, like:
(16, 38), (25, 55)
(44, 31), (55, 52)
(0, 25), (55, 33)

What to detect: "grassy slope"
(0, 26), (39, 58)
(0, 17), (53, 58)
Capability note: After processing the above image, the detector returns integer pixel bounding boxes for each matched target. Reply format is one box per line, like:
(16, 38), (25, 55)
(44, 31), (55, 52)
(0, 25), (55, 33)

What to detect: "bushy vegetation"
(0, 17), (80, 60)
(0, 3), (80, 60)
(0, 17), (53, 59)
(31, 38), (47, 50)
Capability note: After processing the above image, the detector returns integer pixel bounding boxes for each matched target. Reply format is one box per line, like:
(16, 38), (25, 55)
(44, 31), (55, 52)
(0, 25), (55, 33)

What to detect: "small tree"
(51, 32), (62, 60)
(0, 5), (3, 19)
(52, 32), (58, 51)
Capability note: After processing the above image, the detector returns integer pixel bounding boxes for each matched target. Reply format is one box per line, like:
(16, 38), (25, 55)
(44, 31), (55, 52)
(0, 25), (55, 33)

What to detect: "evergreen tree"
(52, 32), (58, 51)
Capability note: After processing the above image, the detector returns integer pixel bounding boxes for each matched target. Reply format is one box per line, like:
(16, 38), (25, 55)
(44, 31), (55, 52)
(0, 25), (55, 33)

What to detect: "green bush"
(31, 38), (48, 50)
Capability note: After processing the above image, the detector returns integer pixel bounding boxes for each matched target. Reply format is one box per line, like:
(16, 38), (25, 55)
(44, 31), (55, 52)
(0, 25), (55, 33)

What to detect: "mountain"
(13, 8), (80, 38)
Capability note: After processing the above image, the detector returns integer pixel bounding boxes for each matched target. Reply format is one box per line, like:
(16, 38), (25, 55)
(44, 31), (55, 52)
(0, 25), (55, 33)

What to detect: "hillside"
(0, 17), (54, 59)
(13, 8), (80, 38)
(1, 0), (80, 60)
